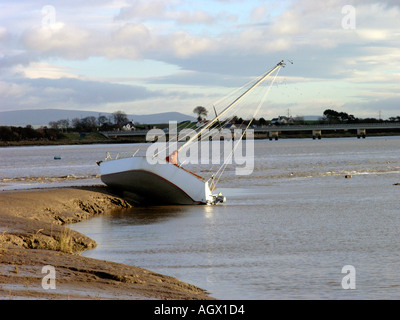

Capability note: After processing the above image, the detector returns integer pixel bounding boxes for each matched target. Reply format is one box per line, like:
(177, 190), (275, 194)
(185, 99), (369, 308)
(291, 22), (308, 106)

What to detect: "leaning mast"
(177, 60), (285, 153)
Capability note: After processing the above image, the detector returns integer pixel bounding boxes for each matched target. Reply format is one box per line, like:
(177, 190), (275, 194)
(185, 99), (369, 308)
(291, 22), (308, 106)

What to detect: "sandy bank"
(0, 186), (213, 300)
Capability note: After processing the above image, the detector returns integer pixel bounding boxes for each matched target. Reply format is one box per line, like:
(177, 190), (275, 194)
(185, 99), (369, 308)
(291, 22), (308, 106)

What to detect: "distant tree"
(230, 115), (244, 124)
(71, 118), (81, 130)
(362, 117), (379, 123)
(193, 106), (208, 121)
(81, 116), (98, 132)
(97, 115), (109, 126)
(57, 119), (70, 132)
(71, 117), (96, 132)
(389, 116), (400, 122)
(323, 109), (358, 123)
(113, 111), (129, 128)
(0, 126), (16, 141)
(0, 126), (66, 142)
(258, 117), (268, 126)
(48, 121), (59, 129)
(21, 126), (40, 140)
(36, 127), (64, 140)
(323, 109), (340, 123)
(97, 114), (115, 130)
(347, 114), (357, 123)
(243, 118), (251, 126)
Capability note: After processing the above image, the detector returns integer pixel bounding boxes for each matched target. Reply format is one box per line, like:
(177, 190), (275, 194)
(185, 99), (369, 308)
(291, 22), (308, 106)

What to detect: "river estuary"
(1, 136), (399, 299)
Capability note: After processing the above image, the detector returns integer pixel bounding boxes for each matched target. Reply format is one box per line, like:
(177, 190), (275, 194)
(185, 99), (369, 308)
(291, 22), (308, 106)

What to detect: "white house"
(122, 121), (136, 131)
(270, 116), (294, 125)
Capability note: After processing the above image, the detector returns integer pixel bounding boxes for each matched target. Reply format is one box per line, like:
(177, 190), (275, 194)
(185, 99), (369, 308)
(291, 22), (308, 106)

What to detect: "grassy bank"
(0, 132), (109, 147)
(272, 129), (400, 139)
(1, 128), (399, 147)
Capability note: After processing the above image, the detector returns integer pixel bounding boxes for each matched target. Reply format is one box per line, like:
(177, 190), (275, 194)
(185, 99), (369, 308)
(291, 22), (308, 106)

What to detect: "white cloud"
(114, 0), (236, 26)
(0, 26), (7, 41)
(22, 23), (94, 59)
(13, 61), (79, 79)
(167, 9), (215, 25)
(1, 0), (400, 118)
(115, 0), (169, 21)
(0, 81), (30, 99)
(169, 30), (217, 58)
(0, 77), (166, 112)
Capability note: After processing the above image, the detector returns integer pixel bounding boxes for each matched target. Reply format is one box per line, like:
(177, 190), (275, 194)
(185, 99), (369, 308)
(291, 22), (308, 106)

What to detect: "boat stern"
(205, 181), (226, 205)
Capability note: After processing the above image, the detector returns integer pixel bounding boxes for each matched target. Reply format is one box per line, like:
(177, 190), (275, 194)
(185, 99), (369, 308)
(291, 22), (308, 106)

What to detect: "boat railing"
(105, 150), (140, 161)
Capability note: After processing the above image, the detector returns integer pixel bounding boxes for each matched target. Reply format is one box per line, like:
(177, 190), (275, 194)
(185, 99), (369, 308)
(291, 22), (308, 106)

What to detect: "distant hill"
(303, 115), (322, 121)
(0, 109), (196, 126)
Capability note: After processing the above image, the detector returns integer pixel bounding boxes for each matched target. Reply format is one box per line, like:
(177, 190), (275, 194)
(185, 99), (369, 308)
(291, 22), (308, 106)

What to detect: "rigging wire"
(212, 66), (282, 186)
(177, 61), (284, 155)
(150, 64), (281, 160)
(145, 60), (285, 189)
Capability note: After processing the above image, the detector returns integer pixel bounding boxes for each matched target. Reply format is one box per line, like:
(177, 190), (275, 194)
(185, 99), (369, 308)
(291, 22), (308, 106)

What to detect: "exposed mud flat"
(0, 186), (213, 300)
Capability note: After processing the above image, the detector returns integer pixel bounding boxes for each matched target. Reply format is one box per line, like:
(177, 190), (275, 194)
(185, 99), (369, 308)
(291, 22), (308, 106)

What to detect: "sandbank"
(0, 186), (213, 300)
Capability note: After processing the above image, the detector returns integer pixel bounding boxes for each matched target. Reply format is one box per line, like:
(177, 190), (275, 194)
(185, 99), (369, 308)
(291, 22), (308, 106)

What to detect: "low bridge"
(100, 122), (400, 141)
(255, 122), (400, 140)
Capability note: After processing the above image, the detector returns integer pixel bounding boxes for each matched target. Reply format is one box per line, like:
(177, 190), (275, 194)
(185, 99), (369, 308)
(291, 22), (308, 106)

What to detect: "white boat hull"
(100, 156), (218, 205)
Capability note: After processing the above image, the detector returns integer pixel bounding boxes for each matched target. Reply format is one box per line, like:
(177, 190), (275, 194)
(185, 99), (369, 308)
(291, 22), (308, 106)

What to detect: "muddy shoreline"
(0, 186), (213, 300)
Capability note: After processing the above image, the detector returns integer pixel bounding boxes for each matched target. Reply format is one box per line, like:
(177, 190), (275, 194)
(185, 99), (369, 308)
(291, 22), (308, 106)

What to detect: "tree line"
(193, 106), (269, 126)
(2, 107), (398, 143)
(0, 111), (131, 142)
(194, 106), (400, 126)
(0, 125), (63, 142)
(322, 109), (400, 124)
(48, 110), (130, 132)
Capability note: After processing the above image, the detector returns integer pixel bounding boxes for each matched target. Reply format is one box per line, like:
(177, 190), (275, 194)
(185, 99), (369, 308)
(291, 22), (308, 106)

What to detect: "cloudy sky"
(0, 0), (399, 120)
